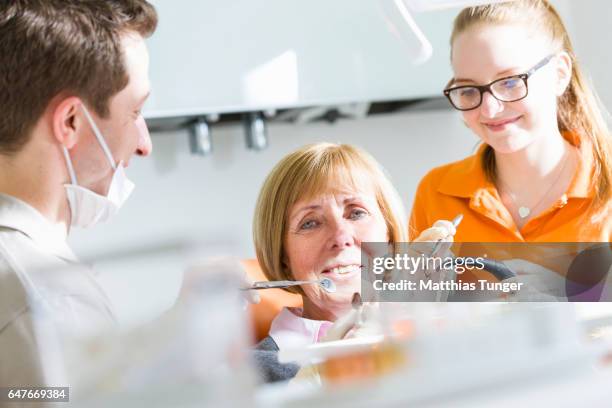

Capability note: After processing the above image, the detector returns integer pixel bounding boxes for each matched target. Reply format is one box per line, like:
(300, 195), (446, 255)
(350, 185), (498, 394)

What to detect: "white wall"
(68, 109), (478, 325)
(69, 109), (476, 260)
(66, 0), (612, 325)
(70, 109), (478, 326)
(568, 1), (612, 114)
(68, 0), (612, 262)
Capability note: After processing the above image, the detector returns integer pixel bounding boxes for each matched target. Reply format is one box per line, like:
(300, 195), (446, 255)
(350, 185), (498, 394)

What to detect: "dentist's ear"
(52, 96), (83, 149)
(554, 52), (572, 96)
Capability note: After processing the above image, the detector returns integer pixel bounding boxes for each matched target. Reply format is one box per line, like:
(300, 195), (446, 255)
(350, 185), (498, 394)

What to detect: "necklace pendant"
(518, 206), (530, 218)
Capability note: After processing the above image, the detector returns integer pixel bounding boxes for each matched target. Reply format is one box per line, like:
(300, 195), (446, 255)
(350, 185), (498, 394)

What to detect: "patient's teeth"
(329, 265), (360, 274)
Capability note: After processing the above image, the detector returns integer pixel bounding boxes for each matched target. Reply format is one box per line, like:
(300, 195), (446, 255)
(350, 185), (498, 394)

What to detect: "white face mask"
(62, 105), (135, 229)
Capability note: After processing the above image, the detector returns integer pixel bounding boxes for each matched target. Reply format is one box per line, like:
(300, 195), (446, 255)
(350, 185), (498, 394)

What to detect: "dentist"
(0, 0), (158, 388)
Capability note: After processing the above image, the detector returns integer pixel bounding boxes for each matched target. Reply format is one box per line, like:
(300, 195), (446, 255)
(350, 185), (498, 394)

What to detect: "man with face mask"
(62, 104), (138, 229)
(0, 0), (159, 390)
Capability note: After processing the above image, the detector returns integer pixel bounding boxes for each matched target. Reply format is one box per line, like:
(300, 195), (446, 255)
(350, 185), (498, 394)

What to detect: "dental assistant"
(409, 0), (611, 243)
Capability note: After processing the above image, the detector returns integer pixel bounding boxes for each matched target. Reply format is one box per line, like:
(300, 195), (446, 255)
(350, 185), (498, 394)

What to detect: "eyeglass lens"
(448, 76), (527, 110)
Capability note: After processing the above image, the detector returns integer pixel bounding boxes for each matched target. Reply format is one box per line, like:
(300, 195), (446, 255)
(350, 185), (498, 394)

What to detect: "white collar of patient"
(269, 307), (332, 350)
(62, 104), (135, 229)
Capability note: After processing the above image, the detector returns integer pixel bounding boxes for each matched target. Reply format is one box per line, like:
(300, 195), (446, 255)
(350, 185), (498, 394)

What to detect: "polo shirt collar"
(437, 143), (496, 199)
(0, 193), (77, 262)
(268, 307), (332, 351)
(436, 131), (594, 200)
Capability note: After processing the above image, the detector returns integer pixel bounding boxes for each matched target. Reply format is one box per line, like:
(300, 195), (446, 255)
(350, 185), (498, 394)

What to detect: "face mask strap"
(80, 104), (117, 171)
(62, 147), (79, 185)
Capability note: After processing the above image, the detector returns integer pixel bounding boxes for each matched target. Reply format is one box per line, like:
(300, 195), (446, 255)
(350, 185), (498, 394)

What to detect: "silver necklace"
(497, 148), (573, 219)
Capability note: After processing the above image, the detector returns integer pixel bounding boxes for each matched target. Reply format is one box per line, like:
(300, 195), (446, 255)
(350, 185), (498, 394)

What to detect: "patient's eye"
(299, 219), (319, 230)
(348, 208), (368, 220)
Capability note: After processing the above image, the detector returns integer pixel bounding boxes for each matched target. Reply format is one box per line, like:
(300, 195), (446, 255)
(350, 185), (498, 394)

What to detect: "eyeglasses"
(443, 54), (555, 111)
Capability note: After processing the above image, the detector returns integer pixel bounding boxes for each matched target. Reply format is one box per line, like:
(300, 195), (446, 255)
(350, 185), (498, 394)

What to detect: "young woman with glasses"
(409, 0), (611, 244)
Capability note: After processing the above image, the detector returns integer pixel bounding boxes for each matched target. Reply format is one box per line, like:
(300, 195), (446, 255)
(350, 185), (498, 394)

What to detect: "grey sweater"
(252, 336), (300, 383)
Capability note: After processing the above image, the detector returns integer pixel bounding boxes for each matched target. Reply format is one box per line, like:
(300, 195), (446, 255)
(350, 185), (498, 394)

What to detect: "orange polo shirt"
(409, 133), (610, 243)
(408, 133), (610, 284)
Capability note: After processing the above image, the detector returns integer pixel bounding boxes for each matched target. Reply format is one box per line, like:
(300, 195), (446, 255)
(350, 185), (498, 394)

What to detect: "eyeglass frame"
(443, 54), (556, 111)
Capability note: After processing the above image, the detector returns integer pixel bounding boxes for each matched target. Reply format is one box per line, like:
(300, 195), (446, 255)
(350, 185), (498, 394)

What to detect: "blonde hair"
(451, 0), (611, 208)
(253, 143), (407, 294)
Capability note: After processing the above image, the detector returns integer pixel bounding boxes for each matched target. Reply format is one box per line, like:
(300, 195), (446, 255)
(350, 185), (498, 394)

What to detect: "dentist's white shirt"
(0, 193), (115, 389)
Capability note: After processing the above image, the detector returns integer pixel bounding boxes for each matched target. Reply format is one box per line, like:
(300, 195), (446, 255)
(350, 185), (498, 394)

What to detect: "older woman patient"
(251, 143), (451, 383)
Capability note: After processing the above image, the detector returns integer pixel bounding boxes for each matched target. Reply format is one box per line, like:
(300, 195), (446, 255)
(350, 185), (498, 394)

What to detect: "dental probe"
(243, 278), (337, 293)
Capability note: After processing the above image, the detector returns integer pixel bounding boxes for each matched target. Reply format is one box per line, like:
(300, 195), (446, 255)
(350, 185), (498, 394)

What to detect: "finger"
(435, 240), (454, 256)
(241, 276), (255, 288)
(321, 309), (359, 342)
(245, 290), (261, 304)
(238, 263), (261, 303)
(432, 220), (456, 237)
(501, 259), (532, 276)
(415, 226), (451, 242)
(359, 303), (379, 323)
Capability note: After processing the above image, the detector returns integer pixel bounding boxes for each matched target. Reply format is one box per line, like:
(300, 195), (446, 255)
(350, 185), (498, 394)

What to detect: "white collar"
(268, 307), (332, 351)
(0, 193), (77, 261)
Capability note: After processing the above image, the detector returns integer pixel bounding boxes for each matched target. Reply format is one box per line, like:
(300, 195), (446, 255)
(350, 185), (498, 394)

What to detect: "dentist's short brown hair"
(0, 0), (158, 155)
